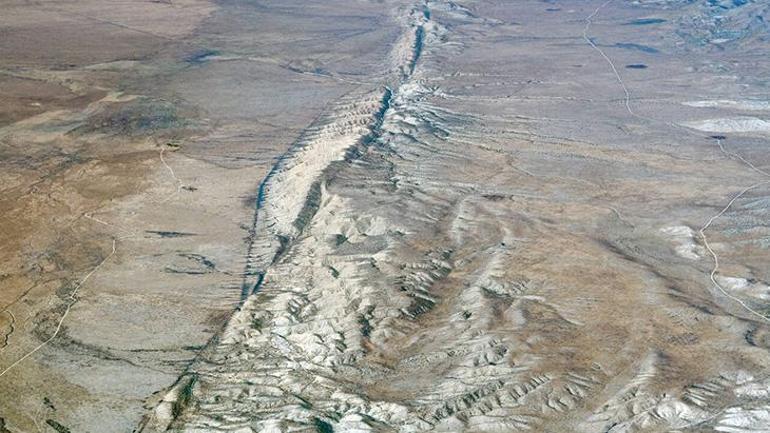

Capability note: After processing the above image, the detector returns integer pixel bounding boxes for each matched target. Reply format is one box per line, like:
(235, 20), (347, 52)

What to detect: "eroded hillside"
(2, 1), (770, 432)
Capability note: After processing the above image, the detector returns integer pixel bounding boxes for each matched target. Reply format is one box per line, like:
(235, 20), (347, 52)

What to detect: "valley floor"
(2, 1), (770, 432)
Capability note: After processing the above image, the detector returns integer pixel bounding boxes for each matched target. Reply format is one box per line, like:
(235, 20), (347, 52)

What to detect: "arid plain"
(2, 0), (770, 432)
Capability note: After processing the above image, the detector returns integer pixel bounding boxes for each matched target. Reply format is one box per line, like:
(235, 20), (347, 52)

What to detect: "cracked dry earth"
(3, 0), (770, 432)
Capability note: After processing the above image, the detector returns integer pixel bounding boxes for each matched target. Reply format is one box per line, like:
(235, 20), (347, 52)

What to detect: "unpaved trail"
(160, 2), (769, 429)
(583, 1), (770, 323)
(582, 0), (636, 118)
(1, 144), (188, 377)
(0, 238), (116, 379)
(699, 139), (770, 323)
(5, 0), (770, 431)
(159, 146), (184, 202)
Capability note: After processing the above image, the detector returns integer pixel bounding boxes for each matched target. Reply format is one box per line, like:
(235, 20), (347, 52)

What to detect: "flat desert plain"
(2, 1), (770, 432)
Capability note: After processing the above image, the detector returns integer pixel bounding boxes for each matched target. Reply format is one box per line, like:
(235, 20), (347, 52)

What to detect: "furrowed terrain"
(2, 0), (770, 432)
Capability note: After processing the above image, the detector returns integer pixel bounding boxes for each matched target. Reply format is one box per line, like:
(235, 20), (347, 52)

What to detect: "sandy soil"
(2, 1), (770, 432)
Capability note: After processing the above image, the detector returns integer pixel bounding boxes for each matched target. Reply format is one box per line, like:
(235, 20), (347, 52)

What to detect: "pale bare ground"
(0, 0), (414, 430)
(157, 1), (770, 433)
(3, 0), (770, 432)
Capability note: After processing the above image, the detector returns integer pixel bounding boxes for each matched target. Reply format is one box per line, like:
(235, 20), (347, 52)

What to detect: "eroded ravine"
(140, 1), (770, 432)
(138, 2), (431, 430)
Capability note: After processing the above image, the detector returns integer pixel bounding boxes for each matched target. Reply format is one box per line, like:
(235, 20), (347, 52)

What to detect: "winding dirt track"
(0, 146), (186, 378)
(583, 1), (770, 324)
(0, 239), (116, 379)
